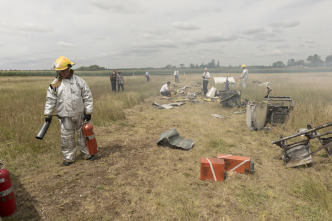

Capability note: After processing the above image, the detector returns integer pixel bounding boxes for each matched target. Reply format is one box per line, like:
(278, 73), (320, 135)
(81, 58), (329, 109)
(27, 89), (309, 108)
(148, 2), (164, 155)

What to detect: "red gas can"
(82, 123), (99, 155)
(0, 165), (17, 217)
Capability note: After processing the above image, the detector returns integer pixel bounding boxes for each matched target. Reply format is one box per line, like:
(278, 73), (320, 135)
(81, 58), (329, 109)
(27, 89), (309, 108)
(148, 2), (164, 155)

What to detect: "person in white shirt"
(202, 67), (210, 95)
(160, 81), (171, 97)
(174, 70), (179, 83)
(145, 71), (150, 82)
(240, 64), (248, 87)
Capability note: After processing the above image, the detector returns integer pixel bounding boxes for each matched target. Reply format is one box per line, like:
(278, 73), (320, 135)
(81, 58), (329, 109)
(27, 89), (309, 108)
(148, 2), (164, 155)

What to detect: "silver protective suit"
(240, 68), (248, 87)
(44, 74), (93, 162)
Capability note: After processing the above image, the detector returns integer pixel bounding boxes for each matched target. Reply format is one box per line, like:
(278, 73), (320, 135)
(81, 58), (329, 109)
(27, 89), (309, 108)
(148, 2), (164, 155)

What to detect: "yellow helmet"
(54, 56), (75, 71)
(241, 64), (247, 68)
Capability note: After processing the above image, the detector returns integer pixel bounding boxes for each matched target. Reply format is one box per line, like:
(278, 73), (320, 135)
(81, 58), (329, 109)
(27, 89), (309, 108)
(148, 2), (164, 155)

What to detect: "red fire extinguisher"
(0, 161), (17, 217)
(82, 122), (99, 155)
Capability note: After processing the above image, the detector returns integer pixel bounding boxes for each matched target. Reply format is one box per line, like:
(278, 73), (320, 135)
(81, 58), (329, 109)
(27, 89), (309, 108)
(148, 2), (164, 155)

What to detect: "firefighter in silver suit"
(44, 56), (95, 166)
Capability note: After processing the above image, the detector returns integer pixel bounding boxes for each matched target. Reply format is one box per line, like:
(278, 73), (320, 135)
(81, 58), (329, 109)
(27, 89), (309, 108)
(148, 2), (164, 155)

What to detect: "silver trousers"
(58, 115), (91, 162)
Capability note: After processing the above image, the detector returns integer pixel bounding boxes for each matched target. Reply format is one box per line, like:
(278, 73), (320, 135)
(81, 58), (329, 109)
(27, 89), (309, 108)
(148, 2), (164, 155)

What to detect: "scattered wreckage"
(271, 122), (332, 167)
(246, 86), (294, 130)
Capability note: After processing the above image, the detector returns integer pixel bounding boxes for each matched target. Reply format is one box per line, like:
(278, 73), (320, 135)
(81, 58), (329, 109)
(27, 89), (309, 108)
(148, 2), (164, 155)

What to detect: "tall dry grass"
(0, 75), (166, 173)
(0, 72), (331, 220)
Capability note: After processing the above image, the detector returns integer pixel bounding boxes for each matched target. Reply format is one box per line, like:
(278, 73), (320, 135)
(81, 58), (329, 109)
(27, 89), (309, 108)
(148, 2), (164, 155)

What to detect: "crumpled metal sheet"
(152, 102), (173, 109)
(152, 102), (185, 109)
(168, 103), (186, 106)
(210, 114), (228, 119)
(157, 128), (194, 150)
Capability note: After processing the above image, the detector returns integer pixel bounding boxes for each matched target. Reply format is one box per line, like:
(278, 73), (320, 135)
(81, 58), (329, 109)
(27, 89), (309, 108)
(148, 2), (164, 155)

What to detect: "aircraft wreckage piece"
(213, 77), (235, 84)
(152, 102), (173, 109)
(210, 114), (228, 119)
(157, 128), (194, 150)
(264, 86), (294, 126)
(271, 122), (332, 167)
(206, 87), (217, 98)
(219, 90), (242, 108)
(246, 101), (268, 131)
(246, 86), (294, 130)
(152, 102), (185, 109)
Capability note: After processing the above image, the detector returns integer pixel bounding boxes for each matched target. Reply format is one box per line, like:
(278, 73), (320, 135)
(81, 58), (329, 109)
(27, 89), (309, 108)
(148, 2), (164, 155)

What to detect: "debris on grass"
(233, 110), (246, 114)
(210, 114), (228, 119)
(152, 102), (173, 109)
(157, 128), (194, 150)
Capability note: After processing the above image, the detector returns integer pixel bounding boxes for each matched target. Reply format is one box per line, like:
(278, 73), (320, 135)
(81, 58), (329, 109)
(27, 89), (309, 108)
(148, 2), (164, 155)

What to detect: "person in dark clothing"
(110, 70), (117, 91)
(225, 77), (230, 91)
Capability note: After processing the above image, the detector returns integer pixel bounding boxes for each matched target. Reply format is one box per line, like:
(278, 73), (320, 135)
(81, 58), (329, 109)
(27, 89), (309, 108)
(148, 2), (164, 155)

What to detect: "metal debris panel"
(214, 77), (235, 84)
(157, 128), (194, 150)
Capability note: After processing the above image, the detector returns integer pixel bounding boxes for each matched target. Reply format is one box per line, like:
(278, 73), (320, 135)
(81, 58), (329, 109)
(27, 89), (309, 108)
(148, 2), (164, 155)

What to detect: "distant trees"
(272, 61), (285, 67)
(325, 55), (332, 66)
(164, 64), (176, 69)
(287, 59), (305, 66)
(306, 54), (323, 67)
(167, 59), (221, 69)
(76, 65), (106, 71)
(274, 54), (332, 67)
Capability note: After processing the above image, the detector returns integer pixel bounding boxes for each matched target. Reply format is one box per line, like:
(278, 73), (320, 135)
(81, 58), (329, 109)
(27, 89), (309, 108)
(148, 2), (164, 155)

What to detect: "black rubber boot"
(87, 155), (96, 161)
(63, 161), (73, 166)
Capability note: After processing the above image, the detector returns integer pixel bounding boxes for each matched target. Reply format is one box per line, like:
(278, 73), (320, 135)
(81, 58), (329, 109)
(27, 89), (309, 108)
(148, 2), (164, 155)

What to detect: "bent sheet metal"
(157, 128), (194, 150)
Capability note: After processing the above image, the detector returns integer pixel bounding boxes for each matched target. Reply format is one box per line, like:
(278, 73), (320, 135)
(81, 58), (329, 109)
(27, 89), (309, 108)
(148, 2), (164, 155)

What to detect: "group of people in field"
(160, 65), (249, 97)
(110, 70), (124, 92)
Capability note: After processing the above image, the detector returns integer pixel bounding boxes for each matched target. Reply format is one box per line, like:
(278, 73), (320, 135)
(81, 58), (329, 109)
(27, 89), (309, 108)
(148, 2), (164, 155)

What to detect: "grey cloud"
(88, 0), (143, 14)
(134, 40), (177, 49)
(267, 49), (283, 56)
(269, 21), (300, 28)
(305, 41), (316, 44)
(173, 22), (201, 30)
(18, 23), (52, 33)
(276, 44), (290, 49)
(247, 32), (277, 41)
(0, 23), (52, 35)
(243, 27), (266, 35)
(266, 38), (285, 42)
(57, 41), (75, 47)
(201, 35), (238, 43)
(183, 38), (196, 46)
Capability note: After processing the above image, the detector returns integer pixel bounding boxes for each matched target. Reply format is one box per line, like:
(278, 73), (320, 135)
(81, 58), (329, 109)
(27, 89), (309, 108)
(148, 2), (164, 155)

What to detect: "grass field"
(0, 72), (331, 220)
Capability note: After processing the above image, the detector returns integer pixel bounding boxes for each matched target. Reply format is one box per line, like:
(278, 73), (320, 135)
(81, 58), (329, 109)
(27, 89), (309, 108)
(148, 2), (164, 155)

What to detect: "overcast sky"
(0, 0), (331, 70)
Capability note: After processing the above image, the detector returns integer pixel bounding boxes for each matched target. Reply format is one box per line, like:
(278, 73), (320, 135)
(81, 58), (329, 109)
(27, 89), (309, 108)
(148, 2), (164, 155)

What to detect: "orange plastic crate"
(200, 158), (225, 181)
(217, 154), (254, 174)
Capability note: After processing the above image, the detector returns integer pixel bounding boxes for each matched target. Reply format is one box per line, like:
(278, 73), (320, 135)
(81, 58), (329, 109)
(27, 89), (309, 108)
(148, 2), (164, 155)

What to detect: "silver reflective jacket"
(44, 75), (93, 117)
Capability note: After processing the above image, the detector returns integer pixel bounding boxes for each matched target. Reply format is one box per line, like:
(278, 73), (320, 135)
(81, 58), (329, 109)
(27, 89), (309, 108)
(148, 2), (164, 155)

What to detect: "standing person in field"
(43, 56), (95, 166)
(174, 69), (179, 83)
(160, 81), (171, 97)
(110, 70), (117, 91)
(117, 71), (124, 92)
(145, 71), (150, 82)
(202, 67), (210, 96)
(240, 64), (248, 87)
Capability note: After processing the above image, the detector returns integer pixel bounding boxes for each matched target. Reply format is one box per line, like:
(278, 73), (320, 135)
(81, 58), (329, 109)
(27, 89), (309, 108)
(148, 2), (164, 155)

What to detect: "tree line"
(74, 55), (332, 71)
(272, 54), (332, 67)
